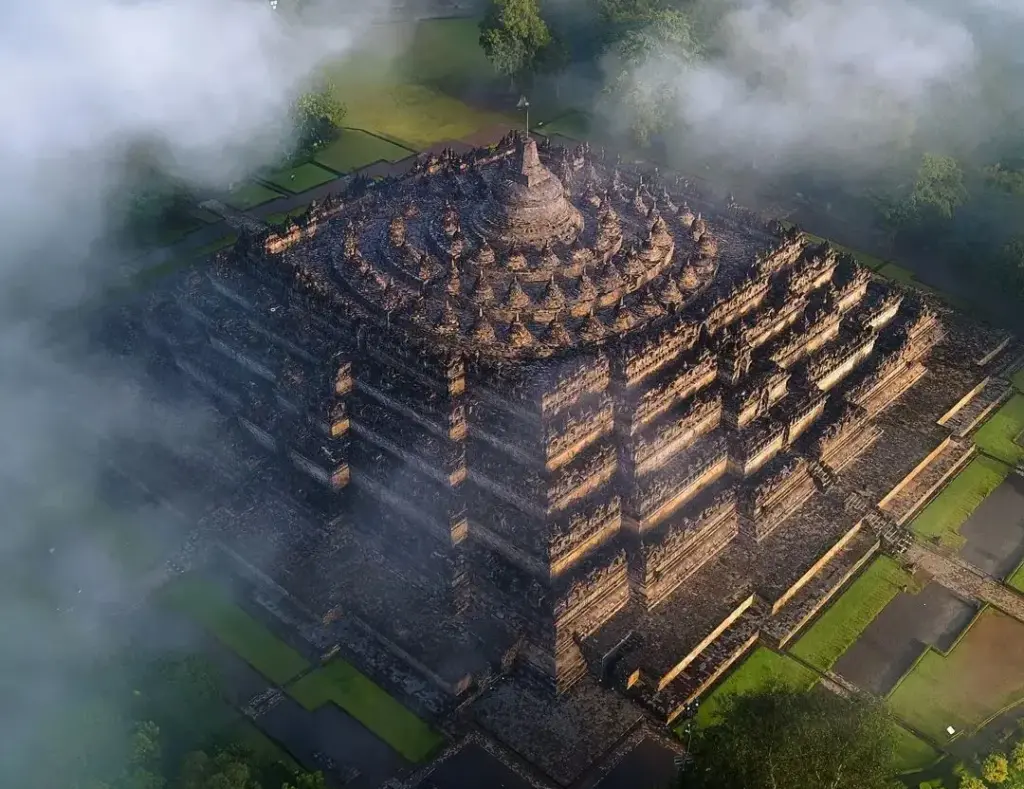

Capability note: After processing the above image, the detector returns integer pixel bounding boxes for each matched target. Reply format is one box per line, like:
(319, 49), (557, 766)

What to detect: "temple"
(141, 132), (1011, 724)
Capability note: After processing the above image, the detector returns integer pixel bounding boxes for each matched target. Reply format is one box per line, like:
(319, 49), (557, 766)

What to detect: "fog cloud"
(606, 0), (1024, 173)
(0, 0), (385, 782)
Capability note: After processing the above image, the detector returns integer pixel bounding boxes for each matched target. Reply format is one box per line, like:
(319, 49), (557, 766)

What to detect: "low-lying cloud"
(0, 0), (385, 783)
(607, 0), (1024, 172)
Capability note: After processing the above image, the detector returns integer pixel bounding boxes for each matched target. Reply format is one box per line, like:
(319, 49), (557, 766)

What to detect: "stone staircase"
(944, 377), (1013, 437)
(808, 459), (838, 491)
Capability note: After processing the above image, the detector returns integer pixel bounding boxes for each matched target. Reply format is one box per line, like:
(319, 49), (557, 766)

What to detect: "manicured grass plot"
(225, 182), (283, 210)
(892, 724), (941, 774)
(790, 556), (911, 671)
(161, 575), (310, 686)
(314, 129), (412, 174)
(1012, 367), (1024, 393)
(538, 110), (592, 141)
(263, 162), (337, 194)
(909, 455), (1010, 548)
(690, 647), (818, 728)
(888, 607), (1024, 743)
(227, 719), (302, 773)
(974, 394), (1024, 466)
(265, 206), (310, 226)
(1007, 561), (1024, 593)
(287, 658), (444, 762)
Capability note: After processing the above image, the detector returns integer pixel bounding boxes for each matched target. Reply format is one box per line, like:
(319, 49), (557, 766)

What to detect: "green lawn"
(1007, 560), (1024, 593)
(399, 17), (493, 94)
(790, 556), (911, 671)
(263, 162), (337, 194)
(161, 575), (310, 686)
(690, 647), (818, 728)
(227, 718), (302, 774)
(888, 608), (1024, 743)
(908, 455), (1010, 548)
(314, 129), (412, 174)
(287, 658), (443, 762)
(1012, 368), (1024, 393)
(225, 182), (283, 210)
(893, 724), (942, 774)
(537, 110), (592, 141)
(974, 394), (1024, 466)
(265, 205), (311, 226)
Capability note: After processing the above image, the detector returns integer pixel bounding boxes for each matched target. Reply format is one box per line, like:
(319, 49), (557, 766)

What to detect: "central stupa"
(473, 137), (584, 249)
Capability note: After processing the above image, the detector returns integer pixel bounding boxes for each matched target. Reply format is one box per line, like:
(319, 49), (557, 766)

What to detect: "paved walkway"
(906, 541), (1024, 623)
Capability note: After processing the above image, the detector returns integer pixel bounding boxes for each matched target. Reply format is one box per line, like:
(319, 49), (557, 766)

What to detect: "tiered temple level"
(143, 133), (949, 699)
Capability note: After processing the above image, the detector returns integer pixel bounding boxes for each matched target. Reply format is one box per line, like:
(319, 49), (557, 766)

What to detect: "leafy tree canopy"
(479, 0), (552, 82)
(603, 6), (700, 146)
(293, 80), (346, 155)
(910, 153), (968, 220)
(688, 685), (901, 789)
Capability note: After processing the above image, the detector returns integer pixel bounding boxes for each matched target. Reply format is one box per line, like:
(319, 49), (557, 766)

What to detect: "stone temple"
(141, 132), (1014, 728)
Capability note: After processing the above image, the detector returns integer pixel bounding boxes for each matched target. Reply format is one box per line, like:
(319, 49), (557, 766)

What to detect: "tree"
(281, 772), (327, 789)
(1011, 741), (1024, 773)
(910, 153), (968, 220)
(687, 685), (899, 789)
(178, 750), (261, 789)
(293, 80), (346, 155)
(959, 776), (988, 789)
(603, 7), (702, 146)
(984, 753), (1011, 785)
(479, 0), (552, 88)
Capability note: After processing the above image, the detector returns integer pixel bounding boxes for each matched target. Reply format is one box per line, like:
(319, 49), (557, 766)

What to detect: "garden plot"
(909, 455), (1010, 548)
(975, 394), (1024, 466)
(888, 607), (1024, 743)
(691, 647), (818, 728)
(789, 556), (911, 672)
(314, 129), (413, 174)
(833, 582), (977, 696)
(958, 473), (1024, 577)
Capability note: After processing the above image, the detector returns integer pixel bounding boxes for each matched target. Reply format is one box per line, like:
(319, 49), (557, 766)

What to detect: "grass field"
(316, 19), (510, 151)
(892, 724), (942, 774)
(265, 205), (310, 226)
(888, 607), (1024, 743)
(974, 394), (1024, 466)
(908, 455), (1010, 548)
(227, 718), (302, 774)
(691, 647), (818, 728)
(314, 129), (412, 174)
(162, 575), (310, 686)
(225, 182), (283, 211)
(1008, 560), (1024, 593)
(263, 162), (337, 194)
(1013, 368), (1024, 393)
(790, 556), (911, 671)
(538, 110), (592, 141)
(287, 658), (443, 763)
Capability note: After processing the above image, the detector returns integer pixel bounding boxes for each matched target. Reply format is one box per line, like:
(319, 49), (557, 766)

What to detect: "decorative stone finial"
(470, 309), (496, 344)
(502, 275), (532, 310)
(543, 318), (573, 347)
(579, 311), (607, 342)
(507, 313), (535, 347)
(612, 300), (637, 331)
(470, 273), (495, 305)
(577, 270), (598, 302)
(540, 275), (566, 310)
